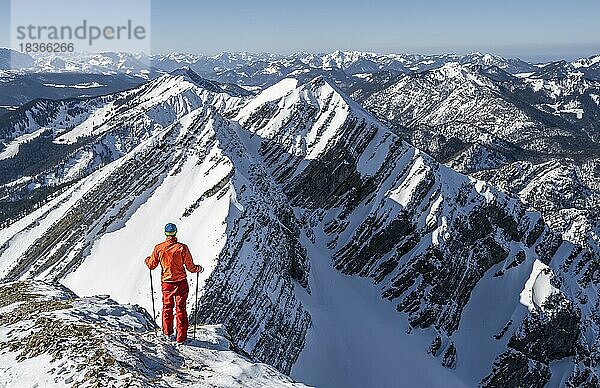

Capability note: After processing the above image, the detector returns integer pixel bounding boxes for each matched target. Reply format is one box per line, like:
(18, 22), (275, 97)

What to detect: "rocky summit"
(0, 280), (310, 387)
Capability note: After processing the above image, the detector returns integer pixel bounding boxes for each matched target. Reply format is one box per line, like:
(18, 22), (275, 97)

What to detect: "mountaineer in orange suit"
(145, 223), (203, 343)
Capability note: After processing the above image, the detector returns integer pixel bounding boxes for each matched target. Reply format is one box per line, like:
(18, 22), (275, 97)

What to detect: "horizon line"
(2, 47), (600, 63)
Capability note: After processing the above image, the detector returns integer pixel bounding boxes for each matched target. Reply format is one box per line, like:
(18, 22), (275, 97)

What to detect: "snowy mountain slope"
(355, 62), (600, 385)
(0, 280), (310, 388)
(0, 75), (467, 386)
(513, 70), (600, 141)
(361, 61), (584, 145)
(1, 71), (599, 386)
(233, 76), (600, 386)
(360, 60), (600, 161)
(291, 223), (467, 388)
(0, 68), (245, 224)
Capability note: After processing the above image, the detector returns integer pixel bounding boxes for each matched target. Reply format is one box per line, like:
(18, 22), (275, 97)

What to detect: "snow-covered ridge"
(53, 67), (244, 145)
(360, 58), (600, 251)
(4, 49), (599, 93)
(0, 86), (311, 377)
(357, 59), (600, 385)
(0, 67), (247, 195)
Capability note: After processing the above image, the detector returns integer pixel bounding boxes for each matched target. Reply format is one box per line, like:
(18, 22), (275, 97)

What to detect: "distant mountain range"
(1, 48), (599, 117)
(2, 48), (600, 84)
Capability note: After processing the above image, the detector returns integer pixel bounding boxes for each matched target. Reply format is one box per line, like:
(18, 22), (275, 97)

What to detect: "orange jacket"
(145, 236), (202, 282)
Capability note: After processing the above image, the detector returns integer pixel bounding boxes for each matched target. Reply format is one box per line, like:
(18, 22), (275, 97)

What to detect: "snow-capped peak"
(167, 66), (226, 93)
(433, 61), (467, 78)
(236, 77), (299, 119)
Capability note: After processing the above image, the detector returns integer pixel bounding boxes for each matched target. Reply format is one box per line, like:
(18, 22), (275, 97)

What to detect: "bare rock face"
(195, 119), (311, 374)
(481, 349), (551, 388)
(442, 342), (457, 369)
(508, 294), (580, 363)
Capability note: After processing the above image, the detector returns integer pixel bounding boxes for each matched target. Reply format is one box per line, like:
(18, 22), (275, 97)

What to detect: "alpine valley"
(1, 49), (600, 387)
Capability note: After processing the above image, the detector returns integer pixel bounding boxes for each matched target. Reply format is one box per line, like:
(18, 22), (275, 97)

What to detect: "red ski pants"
(161, 280), (189, 342)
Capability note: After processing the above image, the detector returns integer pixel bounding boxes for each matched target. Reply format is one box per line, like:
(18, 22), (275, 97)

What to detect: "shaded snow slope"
(291, 220), (466, 387)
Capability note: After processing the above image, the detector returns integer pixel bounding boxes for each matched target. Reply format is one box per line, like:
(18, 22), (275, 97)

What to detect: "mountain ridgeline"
(0, 57), (600, 387)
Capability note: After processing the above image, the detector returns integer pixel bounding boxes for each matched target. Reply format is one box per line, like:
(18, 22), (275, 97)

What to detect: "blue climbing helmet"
(164, 223), (177, 236)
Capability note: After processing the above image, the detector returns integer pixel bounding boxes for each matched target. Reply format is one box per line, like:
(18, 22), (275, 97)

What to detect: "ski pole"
(193, 271), (199, 340)
(149, 269), (158, 337)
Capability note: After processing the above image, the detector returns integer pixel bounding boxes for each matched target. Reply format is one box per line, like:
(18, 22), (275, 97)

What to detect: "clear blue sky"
(1, 0), (599, 60)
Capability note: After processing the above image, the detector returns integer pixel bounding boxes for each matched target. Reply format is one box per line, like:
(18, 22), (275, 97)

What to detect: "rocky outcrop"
(481, 349), (551, 388)
(508, 294), (580, 363)
(0, 280), (310, 388)
(482, 293), (581, 387)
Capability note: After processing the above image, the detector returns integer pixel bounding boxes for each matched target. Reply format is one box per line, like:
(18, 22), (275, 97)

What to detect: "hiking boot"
(164, 333), (175, 341)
